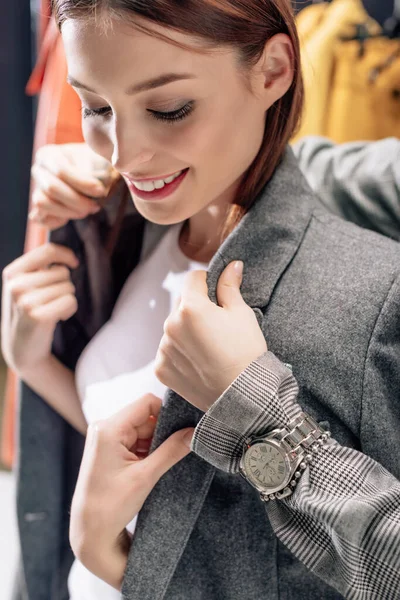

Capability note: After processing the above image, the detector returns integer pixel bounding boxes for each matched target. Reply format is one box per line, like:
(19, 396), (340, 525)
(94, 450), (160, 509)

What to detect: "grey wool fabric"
(121, 148), (400, 599)
(13, 145), (400, 600)
(294, 136), (400, 241)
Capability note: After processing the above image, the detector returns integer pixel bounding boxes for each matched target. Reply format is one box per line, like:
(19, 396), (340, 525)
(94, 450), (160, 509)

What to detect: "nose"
(110, 118), (155, 173)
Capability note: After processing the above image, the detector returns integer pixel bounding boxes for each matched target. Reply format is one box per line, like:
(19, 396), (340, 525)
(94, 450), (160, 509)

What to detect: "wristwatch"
(239, 412), (330, 501)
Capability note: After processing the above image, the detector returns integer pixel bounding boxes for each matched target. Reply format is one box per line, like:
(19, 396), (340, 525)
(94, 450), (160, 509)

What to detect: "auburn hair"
(51, 0), (303, 240)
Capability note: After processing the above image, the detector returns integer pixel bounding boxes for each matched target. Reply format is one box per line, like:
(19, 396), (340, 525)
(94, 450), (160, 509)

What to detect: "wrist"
(192, 351), (300, 473)
(18, 353), (55, 381)
(77, 530), (130, 591)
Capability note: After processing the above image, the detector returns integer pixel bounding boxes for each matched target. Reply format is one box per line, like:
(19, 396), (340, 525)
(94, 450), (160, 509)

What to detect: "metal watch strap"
(280, 412), (328, 454)
(260, 412), (331, 502)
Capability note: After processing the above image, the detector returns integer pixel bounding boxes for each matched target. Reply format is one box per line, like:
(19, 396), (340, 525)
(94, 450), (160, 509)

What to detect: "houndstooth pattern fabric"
(192, 351), (301, 472)
(192, 351), (400, 599)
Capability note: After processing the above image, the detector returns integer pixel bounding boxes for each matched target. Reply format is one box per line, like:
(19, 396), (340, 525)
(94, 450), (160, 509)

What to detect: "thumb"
(216, 260), (244, 308)
(143, 428), (194, 485)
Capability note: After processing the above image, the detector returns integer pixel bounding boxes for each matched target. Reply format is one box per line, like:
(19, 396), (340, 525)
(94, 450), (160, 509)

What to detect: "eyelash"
(81, 101), (195, 123)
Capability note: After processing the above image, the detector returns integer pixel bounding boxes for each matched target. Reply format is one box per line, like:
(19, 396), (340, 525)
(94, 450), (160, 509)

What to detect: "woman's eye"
(148, 101), (195, 124)
(81, 106), (112, 119)
(81, 101), (195, 123)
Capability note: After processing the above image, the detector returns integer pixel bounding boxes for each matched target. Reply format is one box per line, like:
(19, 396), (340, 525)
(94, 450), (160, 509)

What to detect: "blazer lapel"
(206, 147), (315, 310)
(122, 147), (316, 599)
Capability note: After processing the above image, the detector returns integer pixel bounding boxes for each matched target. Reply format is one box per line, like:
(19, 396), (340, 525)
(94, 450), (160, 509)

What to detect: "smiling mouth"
(128, 169), (188, 192)
(125, 168), (189, 201)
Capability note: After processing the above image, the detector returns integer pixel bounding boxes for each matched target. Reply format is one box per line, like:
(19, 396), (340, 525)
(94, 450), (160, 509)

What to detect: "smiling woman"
(53, 0), (302, 257)
(4, 0), (400, 599)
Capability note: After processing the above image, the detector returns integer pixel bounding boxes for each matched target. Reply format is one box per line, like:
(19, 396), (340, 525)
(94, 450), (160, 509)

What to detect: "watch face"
(243, 442), (289, 491)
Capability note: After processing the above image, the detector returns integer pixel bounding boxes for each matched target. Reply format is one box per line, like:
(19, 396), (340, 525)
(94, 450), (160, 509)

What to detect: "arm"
(21, 355), (87, 436)
(192, 273), (400, 599)
(1, 243), (88, 436)
(293, 136), (400, 241)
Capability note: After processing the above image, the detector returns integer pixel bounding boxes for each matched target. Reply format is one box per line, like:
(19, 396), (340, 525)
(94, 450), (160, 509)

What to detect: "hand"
(1, 243), (79, 374)
(29, 142), (118, 230)
(70, 393), (194, 591)
(155, 261), (268, 412)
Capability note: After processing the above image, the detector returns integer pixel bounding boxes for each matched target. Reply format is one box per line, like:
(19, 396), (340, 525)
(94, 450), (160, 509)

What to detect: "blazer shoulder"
(307, 208), (400, 279)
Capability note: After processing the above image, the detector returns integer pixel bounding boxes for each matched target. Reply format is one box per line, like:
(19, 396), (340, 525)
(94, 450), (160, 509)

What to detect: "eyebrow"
(66, 72), (196, 95)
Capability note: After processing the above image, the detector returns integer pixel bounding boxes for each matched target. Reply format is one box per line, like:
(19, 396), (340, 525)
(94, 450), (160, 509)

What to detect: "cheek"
(82, 122), (113, 162)
(155, 120), (199, 164)
(185, 103), (263, 185)
(211, 103), (265, 176)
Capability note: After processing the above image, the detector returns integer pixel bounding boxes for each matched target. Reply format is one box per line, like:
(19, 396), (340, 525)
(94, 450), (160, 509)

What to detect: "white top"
(68, 222), (208, 599)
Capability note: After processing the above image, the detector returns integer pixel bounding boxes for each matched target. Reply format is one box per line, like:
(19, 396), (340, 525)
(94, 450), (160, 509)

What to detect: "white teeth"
(154, 180), (165, 189)
(132, 169), (184, 192)
(141, 181), (158, 192)
(164, 175), (176, 184)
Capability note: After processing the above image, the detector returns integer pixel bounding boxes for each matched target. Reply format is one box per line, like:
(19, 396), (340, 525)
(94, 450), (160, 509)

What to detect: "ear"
(252, 33), (294, 109)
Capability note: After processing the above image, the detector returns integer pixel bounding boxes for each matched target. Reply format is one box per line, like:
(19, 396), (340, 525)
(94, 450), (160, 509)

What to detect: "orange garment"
(1, 7), (83, 468)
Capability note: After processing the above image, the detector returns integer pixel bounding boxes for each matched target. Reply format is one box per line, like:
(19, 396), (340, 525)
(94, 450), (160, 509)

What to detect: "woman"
(2, 1), (400, 599)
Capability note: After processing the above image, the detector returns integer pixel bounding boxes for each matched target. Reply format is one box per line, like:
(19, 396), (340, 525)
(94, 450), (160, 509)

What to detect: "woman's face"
(62, 18), (276, 225)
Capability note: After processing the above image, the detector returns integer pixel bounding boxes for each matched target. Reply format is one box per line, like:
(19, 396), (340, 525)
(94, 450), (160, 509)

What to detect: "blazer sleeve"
(292, 136), (400, 241)
(192, 277), (400, 600)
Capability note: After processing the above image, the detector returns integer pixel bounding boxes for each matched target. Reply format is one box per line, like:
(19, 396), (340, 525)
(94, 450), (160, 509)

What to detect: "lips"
(125, 168), (189, 201)
(129, 169), (184, 192)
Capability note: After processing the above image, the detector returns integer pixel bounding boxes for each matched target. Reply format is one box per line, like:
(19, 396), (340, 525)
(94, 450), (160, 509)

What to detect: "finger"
(16, 281), (75, 313)
(216, 261), (244, 309)
(31, 188), (98, 220)
(135, 438), (152, 458)
(142, 428), (194, 485)
(108, 394), (163, 449)
(34, 148), (108, 198)
(171, 295), (181, 313)
(180, 270), (209, 303)
(28, 213), (68, 231)
(29, 294), (78, 322)
(7, 266), (72, 297)
(3, 244), (79, 279)
(53, 165), (109, 198)
(36, 152), (109, 198)
(31, 165), (103, 213)
(135, 416), (158, 442)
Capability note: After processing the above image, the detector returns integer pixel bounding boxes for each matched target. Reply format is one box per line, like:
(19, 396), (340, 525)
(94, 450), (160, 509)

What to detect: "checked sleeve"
(191, 351), (400, 600)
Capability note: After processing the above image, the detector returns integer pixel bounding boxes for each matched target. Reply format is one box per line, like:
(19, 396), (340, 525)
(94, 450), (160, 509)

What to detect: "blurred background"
(1, 0), (35, 596)
(0, 0), (399, 597)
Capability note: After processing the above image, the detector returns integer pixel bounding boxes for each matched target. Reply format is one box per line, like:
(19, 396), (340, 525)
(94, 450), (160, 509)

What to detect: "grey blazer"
(13, 146), (400, 599)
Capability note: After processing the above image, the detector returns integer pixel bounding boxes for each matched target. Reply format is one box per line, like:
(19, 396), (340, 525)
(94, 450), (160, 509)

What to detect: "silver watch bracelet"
(260, 413), (331, 502)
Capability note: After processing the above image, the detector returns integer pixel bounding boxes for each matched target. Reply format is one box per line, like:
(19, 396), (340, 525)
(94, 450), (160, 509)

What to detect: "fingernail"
(234, 260), (243, 277)
(183, 430), (194, 448)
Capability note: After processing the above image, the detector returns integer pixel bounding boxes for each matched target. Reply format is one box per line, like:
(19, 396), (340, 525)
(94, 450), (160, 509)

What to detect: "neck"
(179, 201), (231, 263)
(179, 180), (241, 262)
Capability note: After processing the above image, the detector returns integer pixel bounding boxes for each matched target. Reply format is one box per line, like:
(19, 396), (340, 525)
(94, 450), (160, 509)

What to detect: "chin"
(128, 191), (195, 226)
(129, 200), (185, 226)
